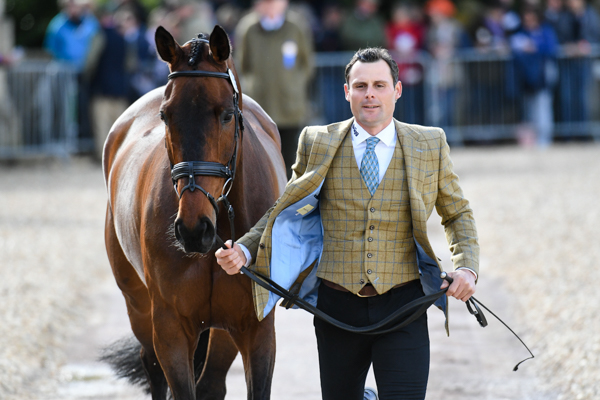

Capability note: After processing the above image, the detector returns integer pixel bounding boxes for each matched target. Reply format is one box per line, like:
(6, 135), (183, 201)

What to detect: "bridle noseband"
(167, 43), (244, 234)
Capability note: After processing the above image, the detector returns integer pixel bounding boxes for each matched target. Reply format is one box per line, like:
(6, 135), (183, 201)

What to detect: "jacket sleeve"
(236, 126), (311, 259)
(434, 131), (480, 275)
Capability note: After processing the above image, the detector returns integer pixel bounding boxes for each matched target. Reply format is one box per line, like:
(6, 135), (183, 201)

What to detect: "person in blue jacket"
(510, 6), (559, 147)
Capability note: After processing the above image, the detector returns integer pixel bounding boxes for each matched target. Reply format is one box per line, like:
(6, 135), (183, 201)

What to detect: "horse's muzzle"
(174, 216), (215, 254)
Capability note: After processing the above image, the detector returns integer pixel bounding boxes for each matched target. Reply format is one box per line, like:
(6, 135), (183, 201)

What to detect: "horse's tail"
(99, 336), (150, 393)
(99, 331), (210, 392)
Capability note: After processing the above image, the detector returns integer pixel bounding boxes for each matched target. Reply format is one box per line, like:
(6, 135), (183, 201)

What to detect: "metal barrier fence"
(0, 61), (78, 159)
(1, 50), (599, 159)
(311, 48), (600, 145)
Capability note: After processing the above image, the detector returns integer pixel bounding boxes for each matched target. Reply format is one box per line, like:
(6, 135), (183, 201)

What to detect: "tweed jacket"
(237, 118), (479, 329)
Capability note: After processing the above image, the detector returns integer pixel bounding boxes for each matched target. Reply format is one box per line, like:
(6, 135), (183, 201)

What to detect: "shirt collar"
(351, 120), (397, 147)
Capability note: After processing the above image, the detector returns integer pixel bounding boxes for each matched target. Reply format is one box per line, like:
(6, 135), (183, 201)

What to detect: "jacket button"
(369, 225), (375, 230)
(259, 243), (265, 249)
(367, 253), (372, 258)
(360, 279), (365, 284)
(368, 237), (373, 242)
(370, 207), (375, 213)
(367, 269), (372, 274)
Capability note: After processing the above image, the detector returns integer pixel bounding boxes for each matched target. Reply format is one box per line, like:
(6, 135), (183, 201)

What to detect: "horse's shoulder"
(103, 87), (165, 177)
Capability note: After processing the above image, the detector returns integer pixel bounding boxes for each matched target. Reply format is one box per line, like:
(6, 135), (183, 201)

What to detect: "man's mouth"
(363, 105), (379, 109)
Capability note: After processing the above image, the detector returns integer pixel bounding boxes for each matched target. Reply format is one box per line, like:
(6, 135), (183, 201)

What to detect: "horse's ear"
(155, 26), (183, 66)
(209, 25), (231, 63)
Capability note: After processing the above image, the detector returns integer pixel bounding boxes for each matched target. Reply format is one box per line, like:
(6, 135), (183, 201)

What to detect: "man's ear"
(395, 81), (403, 101)
(344, 83), (350, 102)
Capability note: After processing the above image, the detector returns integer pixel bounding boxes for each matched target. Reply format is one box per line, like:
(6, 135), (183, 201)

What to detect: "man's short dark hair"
(345, 48), (399, 86)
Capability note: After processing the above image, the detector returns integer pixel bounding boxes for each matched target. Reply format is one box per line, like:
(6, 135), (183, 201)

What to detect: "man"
(216, 48), (479, 400)
(234, 0), (314, 178)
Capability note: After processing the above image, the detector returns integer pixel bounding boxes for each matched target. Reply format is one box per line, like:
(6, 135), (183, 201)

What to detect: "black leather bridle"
(167, 47), (244, 238)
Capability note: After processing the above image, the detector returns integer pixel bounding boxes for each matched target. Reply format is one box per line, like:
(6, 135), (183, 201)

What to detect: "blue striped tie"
(360, 137), (380, 196)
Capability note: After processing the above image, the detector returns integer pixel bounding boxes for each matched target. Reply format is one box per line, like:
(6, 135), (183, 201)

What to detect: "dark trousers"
(314, 280), (430, 400)
(278, 126), (301, 179)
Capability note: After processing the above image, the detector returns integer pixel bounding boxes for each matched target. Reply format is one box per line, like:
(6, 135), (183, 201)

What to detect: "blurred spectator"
(499, 0), (521, 34)
(44, 0), (101, 72)
(314, 4), (346, 126)
(90, 7), (129, 161)
(91, 5), (160, 160)
(170, 0), (216, 44)
(425, 0), (470, 140)
(466, 0), (513, 129)
(101, 0), (149, 25)
(387, 2), (427, 125)
(315, 4), (344, 52)
(235, 0), (314, 178)
(544, 0), (572, 41)
(44, 0), (102, 144)
(339, 0), (386, 50)
(116, 7), (156, 102)
(510, 6), (559, 147)
(215, 3), (243, 43)
(470, 0), (510, 53)
(386, 3), (425, 53)
(556, 0), (600, 126)
(0, 52), (17, 66)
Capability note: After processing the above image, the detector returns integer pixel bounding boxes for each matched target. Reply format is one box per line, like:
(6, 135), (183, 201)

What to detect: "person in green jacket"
(234, 0), (314, 178)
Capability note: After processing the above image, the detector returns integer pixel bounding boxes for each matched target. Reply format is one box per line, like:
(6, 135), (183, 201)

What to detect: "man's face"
(344, 60), (402, 134)
(256, 0), (288, 19)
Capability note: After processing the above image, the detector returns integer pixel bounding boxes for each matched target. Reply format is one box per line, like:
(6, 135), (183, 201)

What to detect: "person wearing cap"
(216, 47), (479, 400)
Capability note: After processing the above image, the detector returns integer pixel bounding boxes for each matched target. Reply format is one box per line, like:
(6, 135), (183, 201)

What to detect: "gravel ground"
(0, 144), (598, 399)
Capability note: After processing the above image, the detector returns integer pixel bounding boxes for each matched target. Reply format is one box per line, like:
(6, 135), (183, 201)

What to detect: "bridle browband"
(167, 38), (244, 233)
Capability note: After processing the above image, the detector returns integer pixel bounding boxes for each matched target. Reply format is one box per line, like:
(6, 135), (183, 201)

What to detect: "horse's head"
(156, 25), (243, 254)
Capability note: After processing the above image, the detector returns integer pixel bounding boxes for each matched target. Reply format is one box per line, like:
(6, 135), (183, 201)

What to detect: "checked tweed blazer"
(237, 118), (479, 323)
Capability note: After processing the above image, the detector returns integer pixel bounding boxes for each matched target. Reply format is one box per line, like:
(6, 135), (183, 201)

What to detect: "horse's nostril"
(174, 220), (184, 243)
(173, 217), (215, 253)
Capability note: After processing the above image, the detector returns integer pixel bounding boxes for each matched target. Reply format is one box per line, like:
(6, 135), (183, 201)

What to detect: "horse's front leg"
(196, 328), (239, 400)
(229, 311), (276, 400)
(152, 301), (199, 400)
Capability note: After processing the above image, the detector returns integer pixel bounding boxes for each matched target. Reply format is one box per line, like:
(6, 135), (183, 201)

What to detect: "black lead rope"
(213, 203), (533, 369)
(440, 272), (535, 371)
(214, 237), (534, 370)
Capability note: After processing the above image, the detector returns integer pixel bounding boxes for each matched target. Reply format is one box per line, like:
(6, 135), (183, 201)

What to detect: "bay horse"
(102, 25), (287, 399)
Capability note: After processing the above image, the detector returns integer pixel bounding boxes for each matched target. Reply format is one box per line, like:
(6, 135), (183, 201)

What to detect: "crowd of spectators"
(39, 0), (600, 152)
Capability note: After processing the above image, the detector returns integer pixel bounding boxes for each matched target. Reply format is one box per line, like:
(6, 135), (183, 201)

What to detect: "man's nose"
(365, 85), (375, 97)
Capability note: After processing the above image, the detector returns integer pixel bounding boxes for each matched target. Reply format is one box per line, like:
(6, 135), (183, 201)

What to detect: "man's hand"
(215, 240), (247, 275)
(440, 269), (476, 302)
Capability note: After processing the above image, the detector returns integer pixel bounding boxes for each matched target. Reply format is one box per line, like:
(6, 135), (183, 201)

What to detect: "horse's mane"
(187, 33), (210, 68)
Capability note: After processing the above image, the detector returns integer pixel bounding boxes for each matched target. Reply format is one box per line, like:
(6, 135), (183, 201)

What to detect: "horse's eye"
(159, 111), (167, 123)
(223, 112), (234, 123)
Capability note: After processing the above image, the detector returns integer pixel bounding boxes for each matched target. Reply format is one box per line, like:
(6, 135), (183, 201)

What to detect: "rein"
(214, 234), (534, 371)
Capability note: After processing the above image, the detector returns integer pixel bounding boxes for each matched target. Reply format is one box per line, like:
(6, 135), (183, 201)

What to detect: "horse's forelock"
(187, 33), (211, 68)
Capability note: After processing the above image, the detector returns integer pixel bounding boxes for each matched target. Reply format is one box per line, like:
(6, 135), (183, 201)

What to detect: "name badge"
(296, 204), (314, 216)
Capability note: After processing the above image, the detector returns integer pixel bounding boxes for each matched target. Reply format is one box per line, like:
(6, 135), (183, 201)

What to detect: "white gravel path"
(0, 144), (598, 399)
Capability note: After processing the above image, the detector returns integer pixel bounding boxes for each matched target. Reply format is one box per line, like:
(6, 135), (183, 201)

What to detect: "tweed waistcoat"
(317, 131), (420, 295)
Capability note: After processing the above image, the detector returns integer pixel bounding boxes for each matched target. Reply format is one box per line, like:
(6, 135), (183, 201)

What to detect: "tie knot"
(366, 137), (380, 151)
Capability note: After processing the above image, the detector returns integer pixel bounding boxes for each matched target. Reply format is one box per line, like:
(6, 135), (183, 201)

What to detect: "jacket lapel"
(277, 118), (353, 209)
(395, 120), (428, 243)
